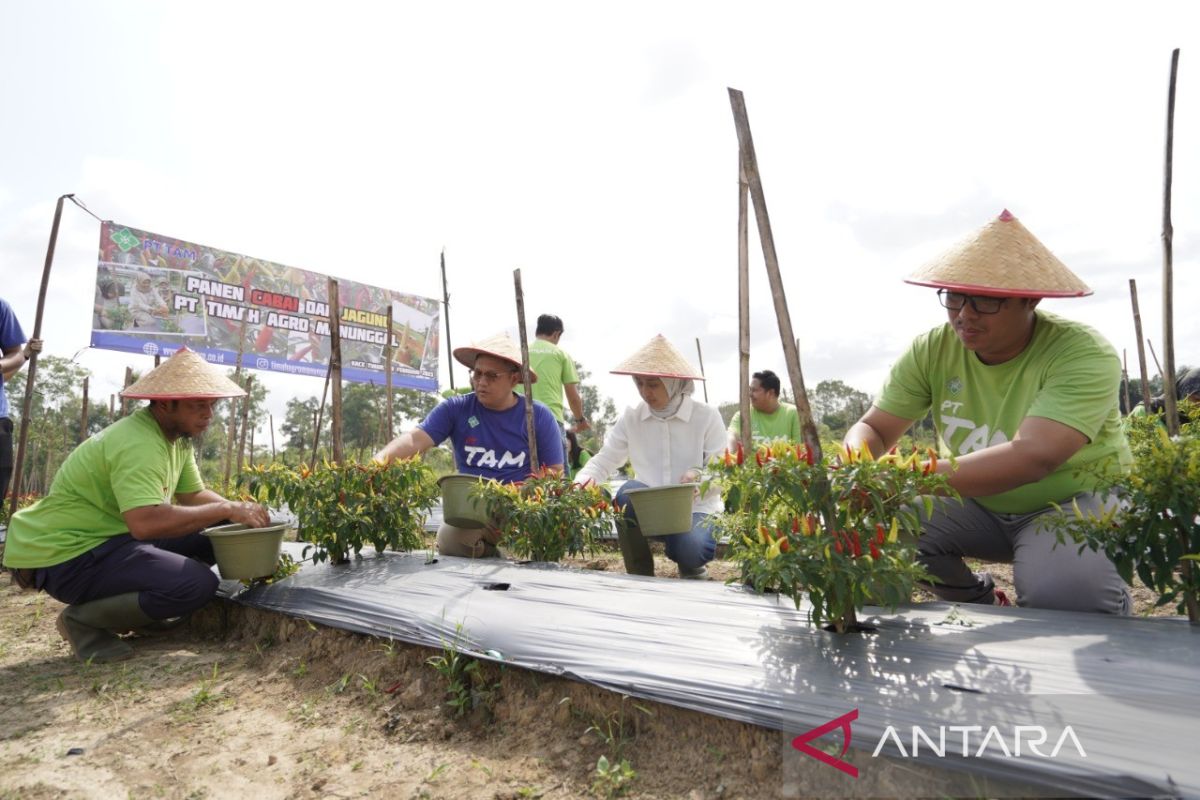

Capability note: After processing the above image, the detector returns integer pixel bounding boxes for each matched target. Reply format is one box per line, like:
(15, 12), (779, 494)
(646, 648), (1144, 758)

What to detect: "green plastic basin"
(438, 474), (490, 529)
(203, 521), (288, 580)
(624, 484), (696, 537)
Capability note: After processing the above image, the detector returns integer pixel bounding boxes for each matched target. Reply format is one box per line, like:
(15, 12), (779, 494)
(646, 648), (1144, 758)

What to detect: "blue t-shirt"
(420, 393), (565, 483)
(0, 298), (28, 420)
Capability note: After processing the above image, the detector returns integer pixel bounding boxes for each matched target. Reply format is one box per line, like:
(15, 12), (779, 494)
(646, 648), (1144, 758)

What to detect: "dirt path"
(0, 551), (1176, 800)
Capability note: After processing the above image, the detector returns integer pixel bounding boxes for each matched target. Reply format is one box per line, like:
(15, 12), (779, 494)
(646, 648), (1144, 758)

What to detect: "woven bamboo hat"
(452, 332), (537, 382)
(611, 334), (705, 380)
(905, 209), (1091, 298)
(121, 347), (247, 400)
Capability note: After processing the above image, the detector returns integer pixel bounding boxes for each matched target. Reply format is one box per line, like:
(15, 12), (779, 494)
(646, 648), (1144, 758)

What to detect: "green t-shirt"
(728, 403), (803, 444)
(525, 338), (579, 424)
(875, 311), (1132, 514)
(2, 408), (204, 568)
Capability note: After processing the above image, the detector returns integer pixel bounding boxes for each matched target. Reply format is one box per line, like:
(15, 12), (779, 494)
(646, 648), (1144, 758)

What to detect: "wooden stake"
(269, 412), (276, 460)
(441, 249), (456, 391)
(327, 277), (344, 464)
(310, 363), (331, 471)
(694, 338), (709, 403)
(1148, 339), (1164, 384)
(384, 304), (395, 441)
(10, 194), (68, 518)
(109, 394), (115, 419)
(1130, 279), (1153, 411)
(513, 268), (539, 472)
(248, 423), (255, 469)
(223, 318), (248, 487)
(737, 161), (752, 455)
(121, 367), (133, 417)
(236, 375), (253, 475)
(728, 88), (821, 461)
(1121, 351), (1132, 416)
(80, 376), (90, 443)
(1160, 48), (1180, 435)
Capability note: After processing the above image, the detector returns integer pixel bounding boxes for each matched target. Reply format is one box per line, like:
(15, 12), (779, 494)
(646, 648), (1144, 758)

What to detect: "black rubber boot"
(56, 592), (154, 663)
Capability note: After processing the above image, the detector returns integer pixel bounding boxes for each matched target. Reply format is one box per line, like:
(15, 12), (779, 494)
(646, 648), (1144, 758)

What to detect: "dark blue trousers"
(34, 532), (219, 620)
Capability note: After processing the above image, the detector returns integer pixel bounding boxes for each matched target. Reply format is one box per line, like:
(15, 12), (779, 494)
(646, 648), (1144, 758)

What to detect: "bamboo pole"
(248, 424), (255, 469)
(80, 376), (89, 443)
(10, 194), (68, 518)
(1148, 339), (1165, 385)
(1129, 279), (1153, 411)
(222, 319), (248, 486)
(327, 278), (344, 464)
(727, 88), (821, 461)
(737, 162), (752, 455)
(513, 268), (539, 472)
(441, 249), (455, 391)
(1160, 48), (1180, 436)
(694, 338), (709, 403)
(385, 304), (395, 441)
(236, 375), (253, 475)
(269, 412), (276, 460)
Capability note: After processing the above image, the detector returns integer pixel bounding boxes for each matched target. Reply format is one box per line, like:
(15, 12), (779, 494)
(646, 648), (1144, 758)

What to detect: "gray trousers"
(916, 494), (1131, 615)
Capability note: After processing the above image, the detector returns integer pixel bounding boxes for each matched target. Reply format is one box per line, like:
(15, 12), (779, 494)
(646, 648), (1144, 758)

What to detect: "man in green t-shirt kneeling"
(3, 349), (270, 662)
(844, 210), (1131, 615)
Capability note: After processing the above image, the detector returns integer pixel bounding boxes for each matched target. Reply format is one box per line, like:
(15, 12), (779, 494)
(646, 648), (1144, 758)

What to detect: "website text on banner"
(90, 222), (440, 391)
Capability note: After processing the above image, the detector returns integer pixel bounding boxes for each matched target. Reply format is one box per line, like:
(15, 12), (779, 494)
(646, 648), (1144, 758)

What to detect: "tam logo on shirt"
(463, 447), (526, 470)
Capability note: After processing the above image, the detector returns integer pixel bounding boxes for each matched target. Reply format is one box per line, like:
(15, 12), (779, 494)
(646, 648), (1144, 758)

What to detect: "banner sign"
(91, 222), (440, 391)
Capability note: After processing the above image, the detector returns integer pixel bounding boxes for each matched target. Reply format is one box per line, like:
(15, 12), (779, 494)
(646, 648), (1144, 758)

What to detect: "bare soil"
(0, 547), (1176, 800)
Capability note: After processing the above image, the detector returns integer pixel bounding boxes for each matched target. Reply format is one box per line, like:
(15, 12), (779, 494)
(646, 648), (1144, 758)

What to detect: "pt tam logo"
(791, 709), (859, 778)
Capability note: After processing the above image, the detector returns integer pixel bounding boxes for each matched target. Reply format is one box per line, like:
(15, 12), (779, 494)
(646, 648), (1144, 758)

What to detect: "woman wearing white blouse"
(574, 335), (726, 579)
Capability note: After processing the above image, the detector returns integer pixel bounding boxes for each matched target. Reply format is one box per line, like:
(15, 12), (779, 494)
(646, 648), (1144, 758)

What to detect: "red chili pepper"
(835, 541), (844, 555)
(875, 524), (886, 546)
(804, 442), (815, 465)
(779, 538), (790, 553)
(254, 324), (274, 353)
(923, 450), (938, 476)
(755, 449), (764, 467)
(869, 542), (881, 559)
(792, 517), (800, 534)
(851, 530), (862, 558)
(735, 442), (745, 466)
(723, 448), (733, 467)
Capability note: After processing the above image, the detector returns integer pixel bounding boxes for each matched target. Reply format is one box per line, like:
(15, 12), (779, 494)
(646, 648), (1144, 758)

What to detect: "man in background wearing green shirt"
(4, 349), (270, 662)
(527, 314), (589, 437)
(844, 210), (1131, 615)
(727, 369), (802, 449)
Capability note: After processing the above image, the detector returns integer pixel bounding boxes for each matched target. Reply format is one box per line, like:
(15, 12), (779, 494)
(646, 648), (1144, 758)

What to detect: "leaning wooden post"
(1148, 339), (1165, 386)
(694, 338), (709, 403)
(80, 377), (89, 443)
(327, 278), (344, 464)
(310, 368), (331, 469)
(248, 424), (255, 469)
(384, 304), (395, 441)
(1129, 279), (1153, 411)
(442, 249), (456, 391)
(1160, 48), (1181, 435)
(513, 268), (539, 472)
(737, 161), (752, 455)
(727, 88), (821, 462)
(222, 319), (248, 487)
(10, 194), (68, 518)
(236, 374), (253, 475)
(269, 413), (277, 461)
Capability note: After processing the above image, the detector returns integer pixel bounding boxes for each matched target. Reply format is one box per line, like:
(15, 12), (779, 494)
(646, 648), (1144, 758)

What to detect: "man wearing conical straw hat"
(375, 332), (564, 558)
(844, 210), (1131, 614)
(3, 348), (270, 662)
(574, 334), (727, 579)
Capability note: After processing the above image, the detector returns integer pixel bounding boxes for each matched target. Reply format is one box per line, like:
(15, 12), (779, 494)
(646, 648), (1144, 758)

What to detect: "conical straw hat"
(611, 334), (705, 380)
(452, 332), (538, 383)
(905, 209), (1091, 298)
(121, 348), (247, 400)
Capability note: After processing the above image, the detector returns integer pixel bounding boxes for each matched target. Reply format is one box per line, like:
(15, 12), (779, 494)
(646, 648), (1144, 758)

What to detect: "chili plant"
(473, 468), (618, 562)
(240, 458), (438, 565)
(709, 440), (953, 633)
(1052, 412), (1200, 622)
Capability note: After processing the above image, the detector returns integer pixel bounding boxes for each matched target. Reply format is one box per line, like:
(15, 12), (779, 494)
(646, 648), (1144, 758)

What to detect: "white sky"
(3, 1), (1199, 437)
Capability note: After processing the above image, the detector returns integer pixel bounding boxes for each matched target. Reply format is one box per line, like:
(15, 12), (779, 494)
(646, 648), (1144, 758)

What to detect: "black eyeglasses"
(937, 290), (1008, 315)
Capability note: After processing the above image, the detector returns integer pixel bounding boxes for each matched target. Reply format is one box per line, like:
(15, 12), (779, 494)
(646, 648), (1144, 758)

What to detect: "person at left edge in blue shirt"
(374, 332), (564, 559)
